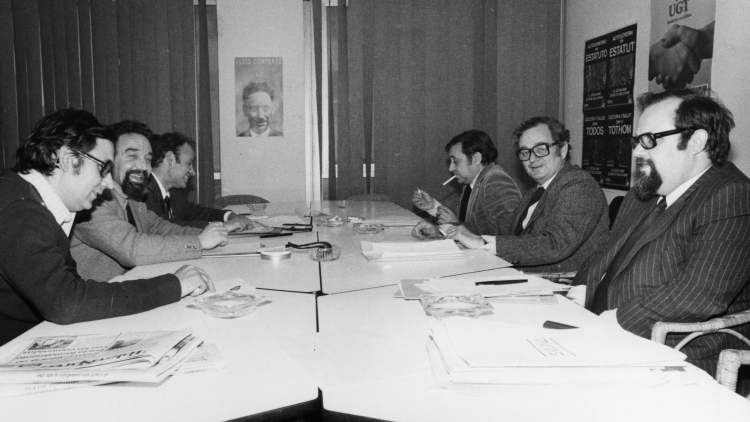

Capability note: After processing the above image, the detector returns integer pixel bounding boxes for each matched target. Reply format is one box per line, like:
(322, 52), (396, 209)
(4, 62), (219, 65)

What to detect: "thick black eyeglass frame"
(516, 142), (560, 162)
(76, 150), (114, 177)
(630, 126), (699, 150)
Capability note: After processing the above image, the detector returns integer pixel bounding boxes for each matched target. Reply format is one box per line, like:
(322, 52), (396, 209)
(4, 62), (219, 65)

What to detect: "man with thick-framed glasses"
(447, 116), (609, 273)
(0, 109), (212, 346)
(572, 89), (750, 386)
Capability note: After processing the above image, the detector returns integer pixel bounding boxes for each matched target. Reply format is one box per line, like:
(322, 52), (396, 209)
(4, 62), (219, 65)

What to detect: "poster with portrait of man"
(235, 57), (283, 137)
(649, 0), (715, 93)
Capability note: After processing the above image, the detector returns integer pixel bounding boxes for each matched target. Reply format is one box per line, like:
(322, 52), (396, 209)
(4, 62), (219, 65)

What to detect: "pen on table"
(442, 175), (457, 186)
(260, 232), (294, 239)
(543, 320), (578, 329)
(474, 279), (528, 286)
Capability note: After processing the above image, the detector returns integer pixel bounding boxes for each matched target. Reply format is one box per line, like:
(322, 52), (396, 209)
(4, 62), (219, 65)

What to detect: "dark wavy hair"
(242, 81), (275, 101)
(512, 116), (571, 159)
(108, 120), (153, 148)
(444, 130), (498, 165)
(637, 89), (733, 165)
(14, 108), (114, 176)
(151, 132), (197, 168)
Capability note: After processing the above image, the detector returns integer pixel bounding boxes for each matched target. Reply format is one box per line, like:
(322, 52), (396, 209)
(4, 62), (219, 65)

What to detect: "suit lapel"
(523, 162), (572, 232)
(467, 164), (492, 215)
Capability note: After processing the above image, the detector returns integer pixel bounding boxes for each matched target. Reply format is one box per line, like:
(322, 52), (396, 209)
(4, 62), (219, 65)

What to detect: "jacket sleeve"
(169, 188), (227, 224)
(494, 171), (607, 267)
(477, 170), (521, 235)
(0, 199), (181, 325)
(72, 199), (203, 268)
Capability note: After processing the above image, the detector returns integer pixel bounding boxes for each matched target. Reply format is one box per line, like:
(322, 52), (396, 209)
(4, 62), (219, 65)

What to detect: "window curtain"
(0, 0), (214, 206)
(323, 0), (561, 210)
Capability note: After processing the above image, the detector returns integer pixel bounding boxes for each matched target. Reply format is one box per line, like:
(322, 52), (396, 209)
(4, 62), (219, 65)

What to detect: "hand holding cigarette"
(412, 188), (436, 211)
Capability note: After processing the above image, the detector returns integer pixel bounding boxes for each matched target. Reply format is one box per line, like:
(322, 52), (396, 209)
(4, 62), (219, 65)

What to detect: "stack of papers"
(362, 215), (423, 227)
(0, 330), (223, 398)
(428, 317), (688, 388)
(361, 240), (467, 262)
(397, 275), (569, 299)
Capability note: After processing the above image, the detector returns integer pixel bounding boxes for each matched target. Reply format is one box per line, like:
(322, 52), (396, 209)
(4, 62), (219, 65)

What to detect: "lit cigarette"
(443, 175), (457, 186)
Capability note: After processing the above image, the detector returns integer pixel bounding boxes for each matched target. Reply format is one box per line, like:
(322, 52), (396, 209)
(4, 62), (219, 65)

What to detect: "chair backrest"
(608, 196), (624, 229)
(346, 194), (395, 202)
(214, 195), (269, 209)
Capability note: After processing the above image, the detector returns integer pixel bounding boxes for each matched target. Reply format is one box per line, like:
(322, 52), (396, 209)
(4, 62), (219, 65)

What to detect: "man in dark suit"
(572, 89), (750, 378)
(0, 109), (211, 346)
(411, 130), (521, 236)
(447, 117), (610, 273)
(147, 132), (253, 229)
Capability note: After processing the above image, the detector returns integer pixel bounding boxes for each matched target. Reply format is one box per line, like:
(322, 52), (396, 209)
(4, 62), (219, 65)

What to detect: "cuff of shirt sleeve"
(223, 211), (234, 222)
(480, 235), (496, 254)
(427, 200), (442, 216)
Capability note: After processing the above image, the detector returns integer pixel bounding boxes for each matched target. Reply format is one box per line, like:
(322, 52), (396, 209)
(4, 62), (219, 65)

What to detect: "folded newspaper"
(0, 330), (222, 397)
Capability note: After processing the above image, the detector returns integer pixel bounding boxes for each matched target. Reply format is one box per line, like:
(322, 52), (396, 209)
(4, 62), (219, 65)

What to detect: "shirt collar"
(469, 165), (486, 189)
(247, 126), (270, 137)
(663, 165), (711, 208)
(152, 173), (169, 199)
(18, 170), (76, 236)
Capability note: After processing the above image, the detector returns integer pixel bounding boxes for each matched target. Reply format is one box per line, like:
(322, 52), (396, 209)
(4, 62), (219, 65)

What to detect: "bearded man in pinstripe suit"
(573, 89), (750, 379)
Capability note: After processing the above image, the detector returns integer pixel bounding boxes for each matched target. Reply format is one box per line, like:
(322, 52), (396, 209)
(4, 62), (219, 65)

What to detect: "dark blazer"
(144, 174), (226, 228)
(463, 163), (521, 236)
(574, 162), (750, 375)
(494, 161), (610, 272)
(0, 170), (180, 346)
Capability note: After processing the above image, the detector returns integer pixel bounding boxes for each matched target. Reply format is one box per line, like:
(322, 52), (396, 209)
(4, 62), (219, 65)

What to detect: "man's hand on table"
(224, 215), (254, 232)
(411, 220), (443, 239)
(446, 225), (485, 249)
(199, 222), (229, 249)
(175, 264), (214, 297)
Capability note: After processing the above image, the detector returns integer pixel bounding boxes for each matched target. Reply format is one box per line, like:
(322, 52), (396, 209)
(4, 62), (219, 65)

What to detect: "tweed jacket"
(144, 174), (226, 228)
(0, 170), (180, 346)
(574, 162), (750, 375)
(494, 161), (609, 272)
(70, 183), (203, 282)
(462, 163), (521, 236)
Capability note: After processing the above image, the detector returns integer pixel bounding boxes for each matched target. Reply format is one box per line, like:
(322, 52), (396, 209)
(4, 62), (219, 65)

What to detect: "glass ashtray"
(194, 291), (271, 319)
(418, 294), (493, 320)
(352, 223), (384, 234)
(246, 203), (268, 215)
(316, 216), (345, 227)
(309, 245), (341, 261)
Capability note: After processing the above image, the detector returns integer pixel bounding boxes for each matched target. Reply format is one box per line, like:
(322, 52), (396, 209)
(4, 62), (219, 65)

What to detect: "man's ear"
(166, 151), (177, 166)
(57, 147), (80, 173)
(471, 152), (482, 165)
(560, 142), (570, 160)
(689, 128), (708, 155)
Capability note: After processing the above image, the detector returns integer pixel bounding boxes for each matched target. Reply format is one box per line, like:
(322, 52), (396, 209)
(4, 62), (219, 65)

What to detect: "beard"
(632, 157), (663, 201)
(121, 169), (149, 200)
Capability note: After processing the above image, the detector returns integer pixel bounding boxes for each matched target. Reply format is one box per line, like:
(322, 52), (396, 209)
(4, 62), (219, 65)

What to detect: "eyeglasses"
(516, 142), (560, 162)
(77, 150), (114, 177)
(630, 126), (699, 150)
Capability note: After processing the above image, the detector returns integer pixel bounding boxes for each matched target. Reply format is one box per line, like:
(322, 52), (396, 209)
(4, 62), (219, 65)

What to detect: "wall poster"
(649, 0), (716, 93)
(235, 57), (284, 137)
(582, 24), (637, 191)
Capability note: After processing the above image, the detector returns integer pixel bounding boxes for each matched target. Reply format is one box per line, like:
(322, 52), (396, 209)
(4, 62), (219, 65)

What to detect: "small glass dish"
(317, 217), (345, 227)
(194, 291), (271, 319)
(246, 203), (268, 215)
(352, 223), (384, 234)
(309, 245), (341, 261)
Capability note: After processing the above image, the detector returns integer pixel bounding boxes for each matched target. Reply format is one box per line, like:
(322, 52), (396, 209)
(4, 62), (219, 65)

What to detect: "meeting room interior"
(1, 0), (749, 421)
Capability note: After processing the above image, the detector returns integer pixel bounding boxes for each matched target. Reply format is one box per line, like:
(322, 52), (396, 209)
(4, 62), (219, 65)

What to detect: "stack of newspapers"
(0, 330), (223, 398)
(427, 317), (689, 388)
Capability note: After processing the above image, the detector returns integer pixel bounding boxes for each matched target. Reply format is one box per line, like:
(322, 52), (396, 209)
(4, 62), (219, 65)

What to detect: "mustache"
(249, 116), (269, 124)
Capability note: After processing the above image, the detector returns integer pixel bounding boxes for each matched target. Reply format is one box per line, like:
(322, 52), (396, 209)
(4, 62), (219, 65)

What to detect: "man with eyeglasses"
(70, 120), (233, 282)
(239, 81), (283, 137)
(0, 109), (212, 346)
(571, 90), (750, 382)
(447, 116), (609, 273)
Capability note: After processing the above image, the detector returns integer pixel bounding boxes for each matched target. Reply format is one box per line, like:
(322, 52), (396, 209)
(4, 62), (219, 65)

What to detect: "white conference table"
(2, 200), (749, 421)
(313, 287), (750, 422)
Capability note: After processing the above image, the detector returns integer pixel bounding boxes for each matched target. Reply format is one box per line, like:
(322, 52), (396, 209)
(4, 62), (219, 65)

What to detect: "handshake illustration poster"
(582, 24), (637, 191)
(649, 0), (715, 93)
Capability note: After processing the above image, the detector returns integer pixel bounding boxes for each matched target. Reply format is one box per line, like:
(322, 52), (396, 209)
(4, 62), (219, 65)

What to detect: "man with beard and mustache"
(445, 117), (610, 273)
(239, 81), (283, 137)
(571, 89), (750, 383)
(145, 132), (254, 229)
(70, 120), (233, 282)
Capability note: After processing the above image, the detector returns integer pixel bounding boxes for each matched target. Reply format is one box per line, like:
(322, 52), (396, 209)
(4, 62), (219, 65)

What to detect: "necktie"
(514, 187), (545, 236)
(590, 197), (667, 315)
(458, 185), (472, 222)
(164, 195), (174, 220)
(125, 203), (138, 231)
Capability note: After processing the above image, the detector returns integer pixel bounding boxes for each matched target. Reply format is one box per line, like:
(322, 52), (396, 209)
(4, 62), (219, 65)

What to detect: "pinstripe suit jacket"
(575, 161), (750, 375)
(494, 161), (610, 272)
(463, 163), (521, 236)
